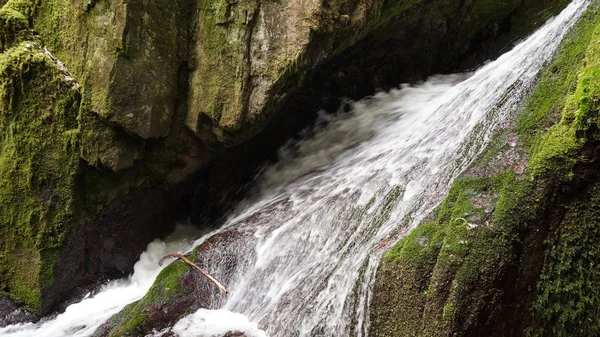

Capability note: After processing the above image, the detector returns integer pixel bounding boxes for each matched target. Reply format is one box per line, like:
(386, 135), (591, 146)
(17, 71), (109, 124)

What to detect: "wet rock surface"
(93, 229), (256, 337)
(0, 295), (37, 327)
(223, 332), (248, 337)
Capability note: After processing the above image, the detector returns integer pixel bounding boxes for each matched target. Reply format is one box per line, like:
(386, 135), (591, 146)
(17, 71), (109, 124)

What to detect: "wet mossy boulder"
(94, 259), (210, 337)
(0, 40), (80, 314)
(93, 229), (252, 337)
(371, 4), (600, 336)
(0, 0), (206, 315)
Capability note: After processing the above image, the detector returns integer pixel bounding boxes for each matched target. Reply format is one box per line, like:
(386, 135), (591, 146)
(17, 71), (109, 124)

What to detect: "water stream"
(0, 1), (590, 336)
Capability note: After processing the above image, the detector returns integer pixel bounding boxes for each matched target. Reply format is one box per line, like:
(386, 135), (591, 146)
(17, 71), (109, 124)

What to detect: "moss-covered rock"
(94, 229), (251, 337)
(371, 175), (518, 337)
(371, 4), (600, 336)
(98, 260), (200, 337)
(0, 2), (30, 52)
(186, 0), (572, 147)
(34, 0), (190, 140)
(0, 38), (81, 313)
(0, 0), (204, 315)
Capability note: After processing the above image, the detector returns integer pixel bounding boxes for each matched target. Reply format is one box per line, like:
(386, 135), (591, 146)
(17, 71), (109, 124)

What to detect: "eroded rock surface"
(187, 0), (573, 146)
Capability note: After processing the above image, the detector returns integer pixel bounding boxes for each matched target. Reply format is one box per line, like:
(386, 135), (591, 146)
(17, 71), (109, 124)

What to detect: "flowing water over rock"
(0, 226), (202, 337)
(0, 1), (590, 336)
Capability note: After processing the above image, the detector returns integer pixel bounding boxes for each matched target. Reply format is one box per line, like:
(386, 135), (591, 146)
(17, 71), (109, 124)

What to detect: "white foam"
(171, 309), (268, 337)
(0, 225), (201, 337)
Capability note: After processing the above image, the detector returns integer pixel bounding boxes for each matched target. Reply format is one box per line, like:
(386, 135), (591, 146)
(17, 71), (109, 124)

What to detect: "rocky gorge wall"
(371, 3), (600, 336)
(0, 0), (573, 323)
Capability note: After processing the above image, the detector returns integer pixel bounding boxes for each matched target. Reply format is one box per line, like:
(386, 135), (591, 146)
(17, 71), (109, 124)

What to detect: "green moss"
(0, 0), (44, 51)
(373, 171), (539, 336)
(372, 4), (600, 336)
(442, 302), (457, 323)
(188, 0), (257, 137)
(3, 0), (38, 18)
(382, 222), (445, 264)
(373, 221), (446, 337)
(0, 7), (27, 51)
(0, 41), (81, 313)
(518, 6), (600, 146)
(374, 175), (516, 337)
(527, 12), (600, 178)
(532, 183), (600, 337)
(0, 0), (197, 314)
(107, 260), (190, 337)
(34, 0), (186, 139)
(526, 11), (600, 337)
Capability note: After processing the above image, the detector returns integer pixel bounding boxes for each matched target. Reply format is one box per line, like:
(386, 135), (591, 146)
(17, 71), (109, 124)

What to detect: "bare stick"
(160, 253), (228, 294)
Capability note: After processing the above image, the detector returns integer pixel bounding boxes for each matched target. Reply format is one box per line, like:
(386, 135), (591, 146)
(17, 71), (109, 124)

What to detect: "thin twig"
(160, 253), (228, 294)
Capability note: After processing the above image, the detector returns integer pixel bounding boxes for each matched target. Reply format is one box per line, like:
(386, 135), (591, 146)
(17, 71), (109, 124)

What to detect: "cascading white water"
(0, 226), (202, 337)
(0, 1), (590, 336)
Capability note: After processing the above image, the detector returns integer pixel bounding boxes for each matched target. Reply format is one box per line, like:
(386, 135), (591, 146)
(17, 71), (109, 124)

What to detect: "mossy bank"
(371, 3), (600, 336)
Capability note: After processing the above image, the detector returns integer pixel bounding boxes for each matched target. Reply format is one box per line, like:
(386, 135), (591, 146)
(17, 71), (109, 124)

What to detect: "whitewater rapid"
(0, 226), (202, 337)
(0, 1), (590, 336)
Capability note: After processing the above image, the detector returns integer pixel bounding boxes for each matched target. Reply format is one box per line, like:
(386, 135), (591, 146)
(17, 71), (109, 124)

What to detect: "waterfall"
(0, 0), (590, 336)
(0, 225), (203, 337)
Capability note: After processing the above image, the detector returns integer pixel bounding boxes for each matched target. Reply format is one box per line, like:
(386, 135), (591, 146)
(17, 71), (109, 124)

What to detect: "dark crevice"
(240, 1), (261, 126)
(84, 0), (99, 13)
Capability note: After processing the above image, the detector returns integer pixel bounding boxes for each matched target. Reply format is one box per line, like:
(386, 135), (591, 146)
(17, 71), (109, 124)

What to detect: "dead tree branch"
(160, 253), (228, 294)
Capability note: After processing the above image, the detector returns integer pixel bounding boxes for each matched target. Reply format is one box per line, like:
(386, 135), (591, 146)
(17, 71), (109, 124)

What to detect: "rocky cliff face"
(371, 4), (600, 336)
(0, 0), (572, 321)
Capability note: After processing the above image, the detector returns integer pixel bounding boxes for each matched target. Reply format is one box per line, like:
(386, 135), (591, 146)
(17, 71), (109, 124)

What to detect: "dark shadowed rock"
(0, 295), (37, 327)
(223, 332), (248, 337)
